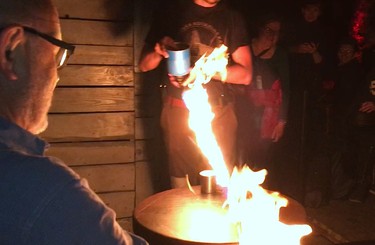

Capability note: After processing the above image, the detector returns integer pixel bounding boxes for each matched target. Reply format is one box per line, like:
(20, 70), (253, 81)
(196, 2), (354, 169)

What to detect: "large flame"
(182, 44), (312, 244)
(182, 44), (230, 186)
(225, 166), (312, 244)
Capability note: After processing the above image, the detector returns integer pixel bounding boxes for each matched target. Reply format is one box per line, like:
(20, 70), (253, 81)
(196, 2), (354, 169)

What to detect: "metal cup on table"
(200, 170), (216, 194)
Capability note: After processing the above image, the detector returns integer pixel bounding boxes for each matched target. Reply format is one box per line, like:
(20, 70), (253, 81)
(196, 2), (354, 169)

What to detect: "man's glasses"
(0, 26), (75, 69)
(22, 26), (75, 69)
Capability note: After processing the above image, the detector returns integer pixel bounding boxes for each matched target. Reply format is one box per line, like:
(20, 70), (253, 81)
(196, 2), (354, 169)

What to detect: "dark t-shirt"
(333, 59), (365, 113)
(145, 0), (249, 100)
(287, 18), (334, 93)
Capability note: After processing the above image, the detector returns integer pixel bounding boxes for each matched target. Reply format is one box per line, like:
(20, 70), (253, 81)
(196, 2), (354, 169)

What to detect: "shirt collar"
(0, 116), (48, 156)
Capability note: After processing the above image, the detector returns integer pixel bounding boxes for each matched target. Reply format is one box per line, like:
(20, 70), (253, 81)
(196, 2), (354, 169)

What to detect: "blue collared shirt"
(0, 117), (147, 244)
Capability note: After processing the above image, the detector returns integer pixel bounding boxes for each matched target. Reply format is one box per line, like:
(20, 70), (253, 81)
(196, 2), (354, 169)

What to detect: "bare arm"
(224, 45), (252, 85)
(138, 36), (175, 72)
(138, 45), (164, 72)
(311, 49), (323, 64)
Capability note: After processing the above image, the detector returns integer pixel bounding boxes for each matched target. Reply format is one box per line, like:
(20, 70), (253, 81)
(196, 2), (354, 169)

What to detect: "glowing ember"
(182, 45), (312, 244)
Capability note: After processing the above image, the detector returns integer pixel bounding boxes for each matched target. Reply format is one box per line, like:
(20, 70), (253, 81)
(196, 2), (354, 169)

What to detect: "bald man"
(0, 0), (146, 244)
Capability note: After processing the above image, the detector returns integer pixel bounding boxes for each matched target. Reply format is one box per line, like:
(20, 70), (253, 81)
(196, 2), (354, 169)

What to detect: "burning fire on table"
(181, 45), (312, 244)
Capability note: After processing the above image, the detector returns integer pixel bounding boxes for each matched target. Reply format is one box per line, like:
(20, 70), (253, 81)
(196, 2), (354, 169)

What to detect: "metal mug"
(166, 42), (190, 80)
(200, 170), (216, 194)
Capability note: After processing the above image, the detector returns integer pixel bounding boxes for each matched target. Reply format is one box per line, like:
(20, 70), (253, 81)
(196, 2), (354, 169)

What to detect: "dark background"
(228, 0), (360, 43)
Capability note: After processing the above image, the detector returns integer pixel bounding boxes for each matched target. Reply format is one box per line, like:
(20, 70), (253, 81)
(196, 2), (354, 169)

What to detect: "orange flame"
(182, 44), (312, 244)
(225, 166), (312, 244)
(182, 44), (230, 186)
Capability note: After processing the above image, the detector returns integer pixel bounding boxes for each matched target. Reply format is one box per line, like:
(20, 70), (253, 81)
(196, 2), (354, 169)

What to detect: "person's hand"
(168, 74), (183, 88)
(297, 43), (310, 53)
(359, 101), (375, 113)
(181, 69), (196, 87)
(155, 36), (175, 58)
(305, 42), (319, 54)
(271, 121), (286, 142)
(297, 42), (318, 54)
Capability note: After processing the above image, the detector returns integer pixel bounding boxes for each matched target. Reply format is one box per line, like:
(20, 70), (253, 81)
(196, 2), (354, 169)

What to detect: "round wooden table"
(133, 186), (307, 245)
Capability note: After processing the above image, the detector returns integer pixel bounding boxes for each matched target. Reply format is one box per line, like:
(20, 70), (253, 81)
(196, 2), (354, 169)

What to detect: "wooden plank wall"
(42, 0), (139, 231)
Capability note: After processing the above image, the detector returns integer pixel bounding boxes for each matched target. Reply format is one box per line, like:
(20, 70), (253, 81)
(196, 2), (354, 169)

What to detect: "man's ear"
(0, 26), (24, 80)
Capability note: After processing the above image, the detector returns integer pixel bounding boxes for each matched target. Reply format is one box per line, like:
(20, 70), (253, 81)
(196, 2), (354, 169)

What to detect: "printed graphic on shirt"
(180, 22), (224, 63)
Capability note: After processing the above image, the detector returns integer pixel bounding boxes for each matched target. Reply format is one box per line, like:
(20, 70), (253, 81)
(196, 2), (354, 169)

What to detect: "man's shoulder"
(0, 150), (82, 211)
(0, 150), (79, 183)
(0, 151), (84, 242)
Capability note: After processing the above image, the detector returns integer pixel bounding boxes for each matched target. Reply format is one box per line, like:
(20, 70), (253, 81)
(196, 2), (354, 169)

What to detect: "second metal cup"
(200, 170), (216, 194)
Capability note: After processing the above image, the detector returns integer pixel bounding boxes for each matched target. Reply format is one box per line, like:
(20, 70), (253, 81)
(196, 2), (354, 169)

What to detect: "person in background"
(359, 2), (375, 198)
(138, 0), (252, 188)
(284, 0), (336, 207)
(332, 1), (375, 202)
(288, 0), (328, 65)
(235, 12), (290, 189)
(336, 35), (375, 202)
(286, 0), (333, 130)
(326, 36), (365, 201)
(331, 37), (365, 144)
(0, 0), (147, 244)
(345, 64), (375, 203)
(286, 0), (334, 125)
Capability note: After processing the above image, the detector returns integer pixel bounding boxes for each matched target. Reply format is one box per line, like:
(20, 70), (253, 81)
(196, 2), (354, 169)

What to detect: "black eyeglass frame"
(22, 26), (75, 53)
(0, 25), (75, 68)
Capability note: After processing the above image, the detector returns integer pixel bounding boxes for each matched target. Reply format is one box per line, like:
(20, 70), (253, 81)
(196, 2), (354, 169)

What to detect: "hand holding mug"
(168, 74), (183, 88)
(155, 36), (175, 58)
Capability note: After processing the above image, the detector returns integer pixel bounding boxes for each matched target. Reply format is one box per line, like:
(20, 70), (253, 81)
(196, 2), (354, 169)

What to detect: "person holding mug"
(139, 0), (252, 188)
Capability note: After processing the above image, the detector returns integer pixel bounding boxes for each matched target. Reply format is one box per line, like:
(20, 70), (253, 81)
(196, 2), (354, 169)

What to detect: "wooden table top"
(134, 186), (307, 244)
